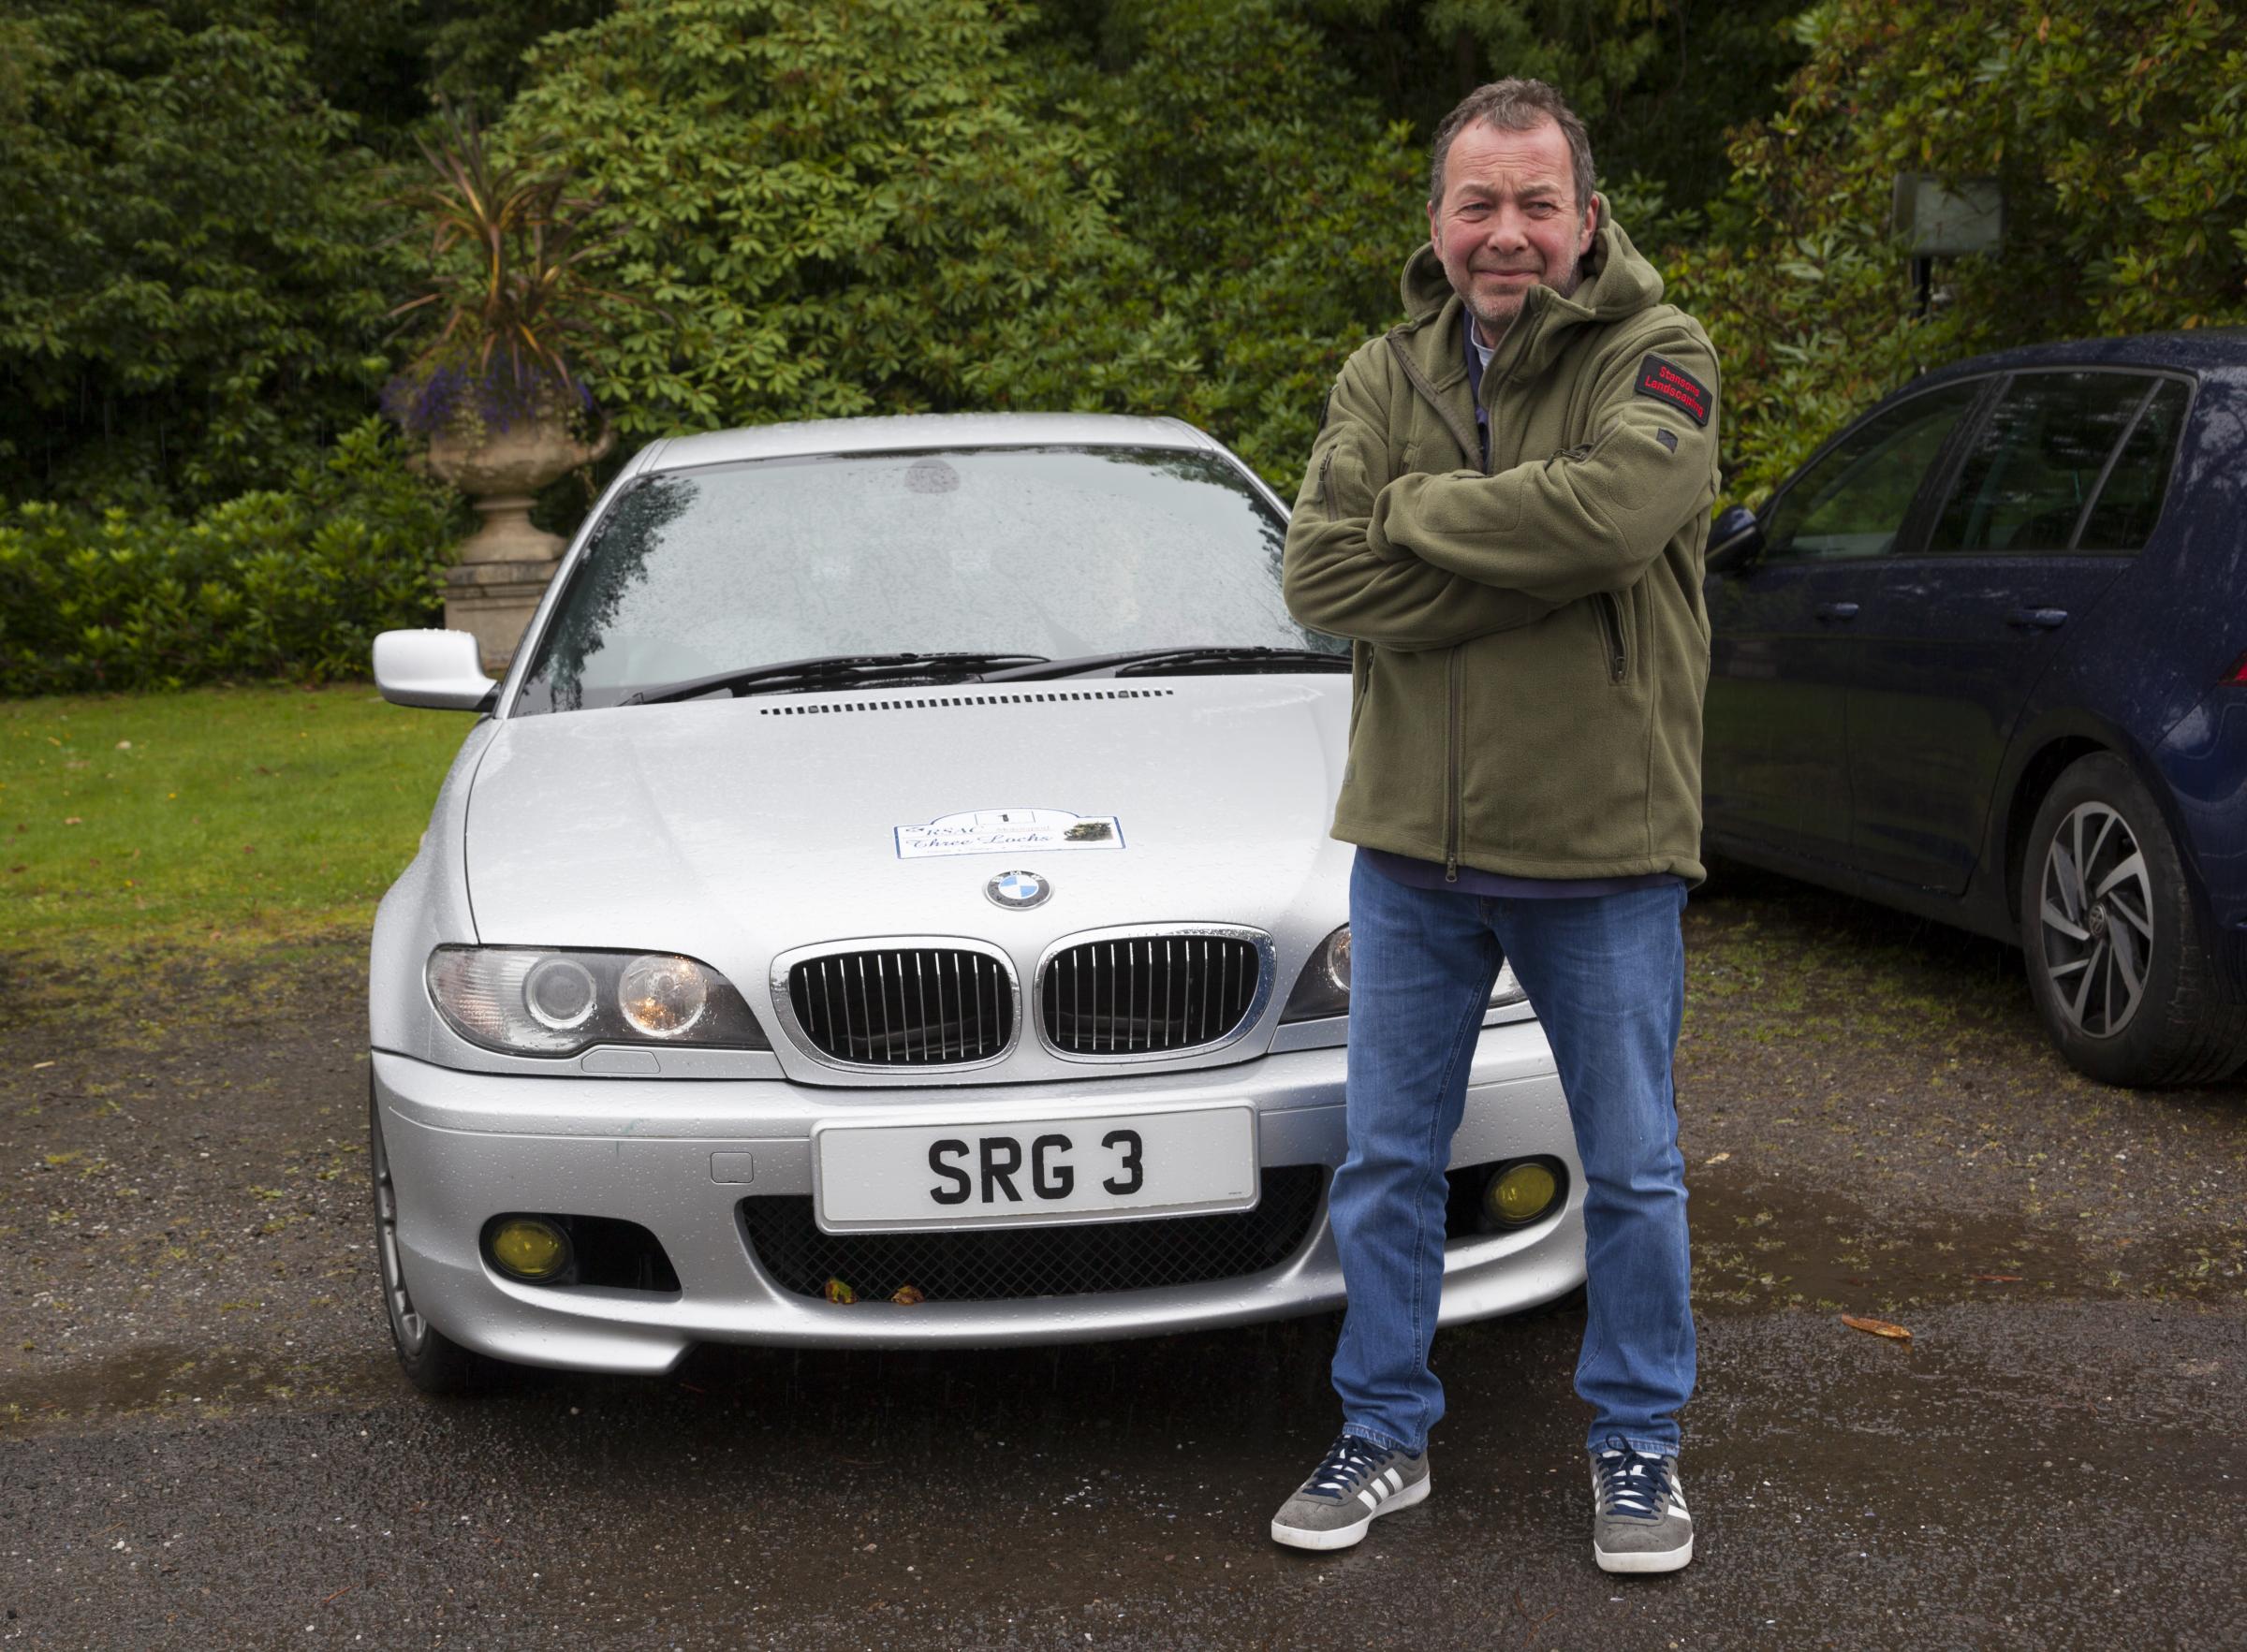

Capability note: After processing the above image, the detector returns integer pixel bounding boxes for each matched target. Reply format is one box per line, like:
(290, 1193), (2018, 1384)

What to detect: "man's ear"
(1427, 198), (1441, 254)
(1578, 197), (1599, 257)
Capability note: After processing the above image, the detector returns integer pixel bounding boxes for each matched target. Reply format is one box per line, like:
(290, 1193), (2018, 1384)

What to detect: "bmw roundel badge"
(986, 870), (1050, 911)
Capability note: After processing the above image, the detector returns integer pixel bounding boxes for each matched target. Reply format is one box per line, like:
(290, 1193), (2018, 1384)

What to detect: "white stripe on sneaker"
(1383, 1469), (1403, 1494)
(1357, 1488), (1381, 1512)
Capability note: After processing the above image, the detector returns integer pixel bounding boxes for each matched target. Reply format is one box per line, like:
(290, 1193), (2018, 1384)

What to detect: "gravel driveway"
(3, 868), (2240, 1649)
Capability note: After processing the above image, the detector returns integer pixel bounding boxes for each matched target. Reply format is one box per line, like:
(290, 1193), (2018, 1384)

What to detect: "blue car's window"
(1763, 382), (1982, 563)
(512, 446), (1342, 714)
(2077, 379), (2189, 553)
(1928, 371), (2156, 555)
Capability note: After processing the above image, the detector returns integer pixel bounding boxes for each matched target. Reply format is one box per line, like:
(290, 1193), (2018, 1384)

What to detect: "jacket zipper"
(1381, 324), (1494, 884)
(1595, 592), (1627, 683)
(1384, 334), (1482, 475)
(1445, 649), (1463, 880)
(1314, 449), (1332, 510)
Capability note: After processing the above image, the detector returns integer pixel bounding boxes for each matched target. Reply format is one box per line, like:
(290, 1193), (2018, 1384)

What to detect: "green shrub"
(0, 420), (463, 695)
(1669, 0), (2247, 503)
(1023, 0), (1429, 495)
(0, 0), (408, 508)
(502, 0), (1125, 437)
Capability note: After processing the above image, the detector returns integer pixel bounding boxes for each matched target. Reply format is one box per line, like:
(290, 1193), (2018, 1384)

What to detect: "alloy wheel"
(370, 1106), (429, 1355)
(2036, 800), (2154, 1039)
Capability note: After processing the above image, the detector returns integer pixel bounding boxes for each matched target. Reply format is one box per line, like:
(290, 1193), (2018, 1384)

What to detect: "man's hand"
(1366, 333), (1720, 607)
(1283, 352), (1561, 651)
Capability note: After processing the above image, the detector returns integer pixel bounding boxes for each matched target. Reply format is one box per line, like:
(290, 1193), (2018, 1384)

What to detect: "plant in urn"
(383, 107), (629, 672)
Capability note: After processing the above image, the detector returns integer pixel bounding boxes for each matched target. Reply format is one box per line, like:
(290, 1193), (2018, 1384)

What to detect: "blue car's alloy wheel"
(2021, 754), (2247, 1087)
(2037, 799), (2153, 1040)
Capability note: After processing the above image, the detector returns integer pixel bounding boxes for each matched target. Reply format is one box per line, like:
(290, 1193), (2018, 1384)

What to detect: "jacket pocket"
(1593, 592), (1629, 685)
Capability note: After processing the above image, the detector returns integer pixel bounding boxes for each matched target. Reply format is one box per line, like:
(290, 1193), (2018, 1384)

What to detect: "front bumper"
(373, 1020), (1585, 1374)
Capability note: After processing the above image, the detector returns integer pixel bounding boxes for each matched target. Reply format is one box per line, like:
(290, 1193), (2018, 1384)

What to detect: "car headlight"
(1279, 925), (1528, 1023)
(1281, 925), (1353, 1022)
(426, 946), (769, 1056)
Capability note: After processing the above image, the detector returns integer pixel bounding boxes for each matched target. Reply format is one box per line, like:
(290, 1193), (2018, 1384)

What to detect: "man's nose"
(1482, 207), (1531, 251)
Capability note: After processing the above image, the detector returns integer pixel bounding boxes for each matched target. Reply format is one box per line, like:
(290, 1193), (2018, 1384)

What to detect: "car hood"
(463, 678), (1353, 973)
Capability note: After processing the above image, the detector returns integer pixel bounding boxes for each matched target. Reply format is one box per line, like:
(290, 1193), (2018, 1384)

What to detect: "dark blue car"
(1701, 333), (2247, 1088)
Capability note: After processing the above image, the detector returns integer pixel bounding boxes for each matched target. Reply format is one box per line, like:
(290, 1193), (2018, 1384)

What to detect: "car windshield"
(510, 445), (1344, 714)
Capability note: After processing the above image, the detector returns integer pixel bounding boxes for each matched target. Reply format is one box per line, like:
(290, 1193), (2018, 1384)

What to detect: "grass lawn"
(0, 683), (472, 954)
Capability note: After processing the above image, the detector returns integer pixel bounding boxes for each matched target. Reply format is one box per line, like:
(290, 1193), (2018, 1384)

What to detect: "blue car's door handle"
(2006, 607), (2069, 629)
(1814, 601), (1859, 621)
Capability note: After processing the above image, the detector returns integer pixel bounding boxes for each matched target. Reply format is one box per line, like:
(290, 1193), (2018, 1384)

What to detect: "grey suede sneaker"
(1590, 1440), (1693, 1573)
(1270, 1434), (1431, 1552)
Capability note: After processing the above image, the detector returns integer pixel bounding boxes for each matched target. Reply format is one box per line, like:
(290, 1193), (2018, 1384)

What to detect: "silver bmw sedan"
(366, 412), (1585, 1393)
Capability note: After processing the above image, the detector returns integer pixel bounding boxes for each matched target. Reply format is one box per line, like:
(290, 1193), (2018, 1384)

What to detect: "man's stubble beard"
(1466, 245), (1586, 348)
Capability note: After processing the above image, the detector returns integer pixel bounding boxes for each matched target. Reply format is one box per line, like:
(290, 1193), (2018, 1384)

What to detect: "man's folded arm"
(1366, 333), (1720, 607)
(1283, 360), (1559, 651)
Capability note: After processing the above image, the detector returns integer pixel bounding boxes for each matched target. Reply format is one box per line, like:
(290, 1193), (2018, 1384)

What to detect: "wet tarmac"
(6, 1299), (2241, 1650)
(4, 871), (2244, 1648)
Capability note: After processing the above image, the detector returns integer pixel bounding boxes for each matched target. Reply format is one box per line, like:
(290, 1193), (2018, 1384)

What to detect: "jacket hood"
(1399, 196), (1665, 382)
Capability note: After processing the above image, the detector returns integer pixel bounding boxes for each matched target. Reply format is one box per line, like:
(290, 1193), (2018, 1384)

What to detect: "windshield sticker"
(895, 809), (1125, 860)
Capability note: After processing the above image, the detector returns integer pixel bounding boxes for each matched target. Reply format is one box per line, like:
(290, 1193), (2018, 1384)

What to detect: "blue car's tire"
(2019, 753), (2247, 1087)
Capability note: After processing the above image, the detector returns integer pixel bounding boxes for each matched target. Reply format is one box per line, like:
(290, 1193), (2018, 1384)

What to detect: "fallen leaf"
(114, 740), (131, 750)
(1841, 1314), (1912, 1341)
(823, 1277), (857, 1304)
(1971, 1274), (2024, 1283)
(1702, 1151), (1731, 1166)
(889, 1284), (925, 1306)
(63, 816), (81, 826)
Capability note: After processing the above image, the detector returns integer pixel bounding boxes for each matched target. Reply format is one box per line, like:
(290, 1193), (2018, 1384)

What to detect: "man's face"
(1427, 117), (1598, 344)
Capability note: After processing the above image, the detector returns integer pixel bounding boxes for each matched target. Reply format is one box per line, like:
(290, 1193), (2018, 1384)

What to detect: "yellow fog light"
(1484, 1160), (1560, 1228)
(489, 1217), (571, 1281)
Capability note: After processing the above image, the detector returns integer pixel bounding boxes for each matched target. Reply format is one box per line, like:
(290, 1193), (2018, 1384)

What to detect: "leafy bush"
(496, 0), (1429, 497)
(1026, 0), (1429, 493)
(0, 421), (463, 695)
(1669, 0), (2247, 501)
(0, 0), (408, 508)
(502, 0), (1125, 435)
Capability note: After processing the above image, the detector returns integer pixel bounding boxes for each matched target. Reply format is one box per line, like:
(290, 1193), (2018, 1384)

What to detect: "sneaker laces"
(1300, 1434), (1387, 1501)
(1593, 1436), (1677, 1523)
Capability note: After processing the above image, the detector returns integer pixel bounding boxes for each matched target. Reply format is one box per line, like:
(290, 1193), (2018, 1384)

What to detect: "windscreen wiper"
(619, 651), (1049, 706)
(981, 646), (1350, 681)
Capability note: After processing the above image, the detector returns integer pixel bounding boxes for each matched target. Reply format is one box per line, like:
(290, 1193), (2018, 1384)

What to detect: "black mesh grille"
(787, 948), (1013, 1065)
(740, 1165), (1325, 1303)
(1040, 934), (1262, 1055)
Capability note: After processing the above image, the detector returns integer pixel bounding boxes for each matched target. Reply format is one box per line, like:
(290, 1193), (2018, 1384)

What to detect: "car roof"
(1912, 330), (2247, 389)
(640, 412), (1220, 474)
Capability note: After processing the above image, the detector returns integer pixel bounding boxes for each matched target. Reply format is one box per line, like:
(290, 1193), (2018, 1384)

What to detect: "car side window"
(1927, 371), (2154, 555)
(1762, 383), (1982, 563)
(2077, 379), (2190, 552)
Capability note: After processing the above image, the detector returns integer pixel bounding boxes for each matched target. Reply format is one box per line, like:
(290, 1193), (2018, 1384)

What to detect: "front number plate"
(812, 1104), (1257, 1234)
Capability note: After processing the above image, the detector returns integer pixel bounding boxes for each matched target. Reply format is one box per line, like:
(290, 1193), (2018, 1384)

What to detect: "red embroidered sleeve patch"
(1634, 354), (1711, 427)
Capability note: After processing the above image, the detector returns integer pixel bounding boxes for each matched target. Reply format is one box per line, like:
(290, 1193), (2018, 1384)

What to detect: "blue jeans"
(1328, 857), (1694, 1459)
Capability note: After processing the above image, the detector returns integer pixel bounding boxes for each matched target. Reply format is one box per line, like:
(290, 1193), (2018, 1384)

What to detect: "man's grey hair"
(1426, 78), (1597, 213)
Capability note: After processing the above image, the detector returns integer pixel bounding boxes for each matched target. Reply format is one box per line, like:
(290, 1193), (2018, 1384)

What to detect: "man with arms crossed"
(1274, 79), (1718, 1574)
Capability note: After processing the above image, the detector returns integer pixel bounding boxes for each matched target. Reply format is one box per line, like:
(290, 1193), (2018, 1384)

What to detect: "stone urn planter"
(427, 415), (614, 672)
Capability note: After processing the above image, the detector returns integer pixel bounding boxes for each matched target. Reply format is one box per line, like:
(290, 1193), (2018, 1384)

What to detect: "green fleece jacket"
(1283, 203), (1720, 884)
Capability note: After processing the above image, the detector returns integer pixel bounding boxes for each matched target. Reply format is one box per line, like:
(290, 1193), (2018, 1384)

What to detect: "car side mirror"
(1705, 504), (1764, 574)
(374, 629), (499, 711)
